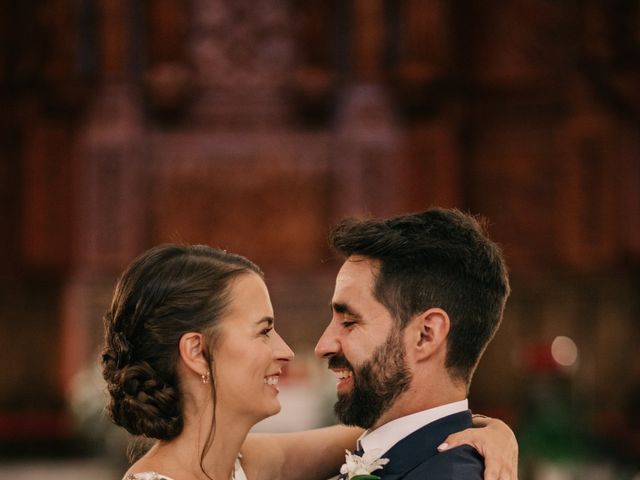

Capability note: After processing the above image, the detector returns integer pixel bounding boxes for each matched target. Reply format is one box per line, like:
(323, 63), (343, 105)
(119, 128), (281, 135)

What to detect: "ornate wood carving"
(467, 117), (561, 269)
(73, 85), (146, 271)
(557, 107), (629, 269)
(150, 131), (332, 268)
(405, 120), (462, 211)
(332, 84), (404, 218)
(469, 0), (570, 87)
(21, 117), (74, 269)
(186, 0), (294, 125)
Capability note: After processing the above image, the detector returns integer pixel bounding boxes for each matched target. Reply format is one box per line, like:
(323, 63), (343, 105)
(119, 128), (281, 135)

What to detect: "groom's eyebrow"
(331, 302), (362, 319)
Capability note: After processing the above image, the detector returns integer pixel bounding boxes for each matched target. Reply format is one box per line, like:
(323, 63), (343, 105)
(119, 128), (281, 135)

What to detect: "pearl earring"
(201, 371), (210, 384)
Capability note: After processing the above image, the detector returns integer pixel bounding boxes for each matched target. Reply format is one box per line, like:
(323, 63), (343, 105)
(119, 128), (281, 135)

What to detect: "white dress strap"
(125, 473), (175, 480)
(233, 457), (248, 480)
(125, 458), (246, 480)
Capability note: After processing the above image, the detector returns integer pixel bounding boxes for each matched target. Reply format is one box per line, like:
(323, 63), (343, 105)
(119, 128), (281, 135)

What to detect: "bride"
(102, 244), (517, 480)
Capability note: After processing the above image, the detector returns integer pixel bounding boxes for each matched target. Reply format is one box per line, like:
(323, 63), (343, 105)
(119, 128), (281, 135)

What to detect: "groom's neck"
(370, 370), (467, 430)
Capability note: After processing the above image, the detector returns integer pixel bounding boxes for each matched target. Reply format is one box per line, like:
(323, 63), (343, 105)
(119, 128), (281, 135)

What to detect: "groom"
(315, 208), (510, 479)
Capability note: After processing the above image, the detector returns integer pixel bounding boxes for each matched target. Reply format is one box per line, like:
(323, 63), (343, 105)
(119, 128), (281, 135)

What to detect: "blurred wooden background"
(1, 0), (639, 468)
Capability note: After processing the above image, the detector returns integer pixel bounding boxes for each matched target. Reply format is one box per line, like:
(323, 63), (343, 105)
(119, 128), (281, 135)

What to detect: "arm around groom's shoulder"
(401, 444), (484, 480)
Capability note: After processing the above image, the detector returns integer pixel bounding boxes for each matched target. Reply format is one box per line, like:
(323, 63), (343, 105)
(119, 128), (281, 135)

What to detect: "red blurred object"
(0, 410), (71, 439)
(521, 342), (560, 374)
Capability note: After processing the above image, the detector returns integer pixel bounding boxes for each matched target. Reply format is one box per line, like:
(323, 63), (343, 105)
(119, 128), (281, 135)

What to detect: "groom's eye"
(342, 320), (357, 329)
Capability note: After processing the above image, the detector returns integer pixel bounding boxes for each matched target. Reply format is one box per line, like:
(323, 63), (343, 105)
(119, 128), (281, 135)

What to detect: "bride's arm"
(241, 416), (518, 480)
(241, 425), (362, 480)
(439, 415), (519, 480)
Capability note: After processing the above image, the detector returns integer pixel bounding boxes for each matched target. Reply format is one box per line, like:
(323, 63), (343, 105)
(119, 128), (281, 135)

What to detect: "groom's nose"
(314, 320), (340, 358)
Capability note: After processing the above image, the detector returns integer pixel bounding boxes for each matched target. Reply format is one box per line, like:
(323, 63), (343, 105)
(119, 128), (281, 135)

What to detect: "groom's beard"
(329, 329), (412, 429)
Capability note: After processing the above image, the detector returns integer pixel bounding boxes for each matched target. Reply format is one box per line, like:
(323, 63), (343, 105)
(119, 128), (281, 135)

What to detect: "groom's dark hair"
(329, 208), (510, 385)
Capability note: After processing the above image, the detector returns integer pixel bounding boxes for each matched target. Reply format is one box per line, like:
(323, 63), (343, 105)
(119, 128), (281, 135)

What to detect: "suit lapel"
(377, 410), (473, 480)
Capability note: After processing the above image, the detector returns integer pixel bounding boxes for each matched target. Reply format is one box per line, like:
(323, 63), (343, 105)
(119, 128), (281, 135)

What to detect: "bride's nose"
(273, 331), (294, 362)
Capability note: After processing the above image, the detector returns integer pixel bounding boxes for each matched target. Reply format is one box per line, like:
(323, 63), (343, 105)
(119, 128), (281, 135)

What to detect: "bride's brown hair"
(101, 244), (262, 476)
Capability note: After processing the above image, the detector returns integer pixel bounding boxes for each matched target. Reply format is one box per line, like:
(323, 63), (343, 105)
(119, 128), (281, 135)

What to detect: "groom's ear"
(409, 308), (450, 362)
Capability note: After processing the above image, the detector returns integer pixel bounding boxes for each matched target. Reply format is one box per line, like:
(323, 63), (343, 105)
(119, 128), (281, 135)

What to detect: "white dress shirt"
(357, 399), (469, 456)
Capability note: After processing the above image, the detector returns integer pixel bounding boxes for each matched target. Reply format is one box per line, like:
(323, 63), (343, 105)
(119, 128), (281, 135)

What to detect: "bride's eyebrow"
(256, 317), (274, 327)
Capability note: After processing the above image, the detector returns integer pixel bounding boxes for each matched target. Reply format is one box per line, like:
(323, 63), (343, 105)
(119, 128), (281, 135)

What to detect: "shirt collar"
(357, 399), (469, 456)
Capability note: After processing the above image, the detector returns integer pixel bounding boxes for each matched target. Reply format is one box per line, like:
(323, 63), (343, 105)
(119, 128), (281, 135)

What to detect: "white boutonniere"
(340, 449), (390, 480)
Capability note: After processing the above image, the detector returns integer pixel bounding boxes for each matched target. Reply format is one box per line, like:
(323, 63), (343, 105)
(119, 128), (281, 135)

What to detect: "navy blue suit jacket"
(375, 410), (483, 480)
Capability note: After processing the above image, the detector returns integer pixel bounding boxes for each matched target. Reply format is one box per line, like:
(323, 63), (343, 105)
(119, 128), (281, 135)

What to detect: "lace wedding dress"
(125, 457), (248, 480)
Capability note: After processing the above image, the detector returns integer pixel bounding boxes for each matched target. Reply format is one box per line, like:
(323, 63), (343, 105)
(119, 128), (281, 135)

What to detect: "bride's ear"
(179, 332), (210, 377)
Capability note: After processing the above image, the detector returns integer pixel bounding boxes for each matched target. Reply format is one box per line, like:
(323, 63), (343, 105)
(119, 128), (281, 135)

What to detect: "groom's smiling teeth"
(335, 369), (352, 380)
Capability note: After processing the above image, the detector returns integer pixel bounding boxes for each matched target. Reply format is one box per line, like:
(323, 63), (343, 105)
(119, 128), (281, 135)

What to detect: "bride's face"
(213, 272), (294, 421)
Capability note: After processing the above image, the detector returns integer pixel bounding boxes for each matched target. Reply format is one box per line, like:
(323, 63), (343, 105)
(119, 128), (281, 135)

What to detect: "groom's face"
(314, 256), (412, 429)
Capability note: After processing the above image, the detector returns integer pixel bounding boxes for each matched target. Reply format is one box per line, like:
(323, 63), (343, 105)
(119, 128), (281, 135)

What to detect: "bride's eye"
(260, 327), (273, 336)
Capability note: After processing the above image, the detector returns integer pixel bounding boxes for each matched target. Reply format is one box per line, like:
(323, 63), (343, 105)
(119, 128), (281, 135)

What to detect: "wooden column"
(332, 84), (405, 218)
(353, 0), (384, 82)
(147, 0), (187, 63)
(59, 85), (147, 391)
(100, 0), (128, 80)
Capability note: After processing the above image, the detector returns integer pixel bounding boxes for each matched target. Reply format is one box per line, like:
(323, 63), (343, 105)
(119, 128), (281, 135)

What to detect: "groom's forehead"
(335, 256), (379, 291)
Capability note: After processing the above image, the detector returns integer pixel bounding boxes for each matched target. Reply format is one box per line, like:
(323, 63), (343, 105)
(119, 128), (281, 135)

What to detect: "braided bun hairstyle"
(101, 244), (262, 440)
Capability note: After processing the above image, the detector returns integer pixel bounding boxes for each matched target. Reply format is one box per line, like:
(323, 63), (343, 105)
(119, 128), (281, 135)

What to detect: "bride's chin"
(267, 401), (282, 417)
